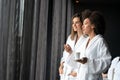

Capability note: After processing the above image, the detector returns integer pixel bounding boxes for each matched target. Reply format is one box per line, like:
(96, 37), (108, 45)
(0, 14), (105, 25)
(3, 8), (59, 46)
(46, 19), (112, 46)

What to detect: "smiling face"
(82, 18), (95, 35)
(72, 17), (82, 32)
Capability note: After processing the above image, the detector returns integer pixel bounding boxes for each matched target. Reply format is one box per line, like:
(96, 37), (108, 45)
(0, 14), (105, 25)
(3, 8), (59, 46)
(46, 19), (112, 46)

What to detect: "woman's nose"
(82, 25), (84, 28)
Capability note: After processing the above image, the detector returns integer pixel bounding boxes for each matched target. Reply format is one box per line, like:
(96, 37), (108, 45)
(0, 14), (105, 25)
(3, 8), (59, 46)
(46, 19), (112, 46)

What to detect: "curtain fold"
(29, 0), (40, 80)
(35, 0), (49, 80)
(0, 0), (19, 80)
(19, 0), (34, 80)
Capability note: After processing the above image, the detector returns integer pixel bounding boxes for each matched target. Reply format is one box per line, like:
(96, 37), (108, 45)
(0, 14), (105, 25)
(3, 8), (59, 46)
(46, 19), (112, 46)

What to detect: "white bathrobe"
(108, 57), (120, 80)
(77, 34), (111, 80)
(60, 35), (87, 80)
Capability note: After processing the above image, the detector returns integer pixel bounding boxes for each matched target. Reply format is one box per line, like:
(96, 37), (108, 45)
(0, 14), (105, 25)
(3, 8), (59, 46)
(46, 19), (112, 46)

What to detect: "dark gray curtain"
(0, 0), (73, 80)
(0, 0), (20, 80)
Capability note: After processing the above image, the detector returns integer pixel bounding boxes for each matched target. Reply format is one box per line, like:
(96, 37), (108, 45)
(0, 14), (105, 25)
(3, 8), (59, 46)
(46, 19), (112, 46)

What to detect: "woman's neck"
(77, 31), (83, 39)
(88, 32), (96, 40)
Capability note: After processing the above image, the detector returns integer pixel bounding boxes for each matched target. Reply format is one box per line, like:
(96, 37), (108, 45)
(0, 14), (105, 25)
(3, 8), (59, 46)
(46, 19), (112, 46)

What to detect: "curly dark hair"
(82, 9), (106, 36)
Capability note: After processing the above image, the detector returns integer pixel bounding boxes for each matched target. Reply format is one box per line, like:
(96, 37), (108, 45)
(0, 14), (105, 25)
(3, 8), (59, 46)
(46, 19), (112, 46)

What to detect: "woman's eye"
(72, 21), (80, 25)
(76, 21), (80, 24)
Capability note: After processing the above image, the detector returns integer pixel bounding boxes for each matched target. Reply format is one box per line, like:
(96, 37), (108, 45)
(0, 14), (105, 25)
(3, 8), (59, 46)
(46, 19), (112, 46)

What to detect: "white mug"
(75, 52), (80, 60)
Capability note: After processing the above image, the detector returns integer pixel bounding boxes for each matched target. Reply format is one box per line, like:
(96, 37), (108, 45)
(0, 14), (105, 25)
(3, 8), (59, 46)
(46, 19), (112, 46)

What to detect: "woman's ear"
(91, 24), (95, 29)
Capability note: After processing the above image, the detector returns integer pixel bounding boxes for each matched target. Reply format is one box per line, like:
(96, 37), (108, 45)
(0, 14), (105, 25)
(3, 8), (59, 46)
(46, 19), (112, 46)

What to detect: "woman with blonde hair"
(59, 13), (87, 80)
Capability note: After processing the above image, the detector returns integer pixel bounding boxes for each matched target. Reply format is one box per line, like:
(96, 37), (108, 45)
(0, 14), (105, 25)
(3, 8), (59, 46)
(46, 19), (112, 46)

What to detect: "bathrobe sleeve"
(60, 35), (71, 63)
(86, 39), (111, 74)
(108, 57), (120, 80)
(114, 62), (120, 80)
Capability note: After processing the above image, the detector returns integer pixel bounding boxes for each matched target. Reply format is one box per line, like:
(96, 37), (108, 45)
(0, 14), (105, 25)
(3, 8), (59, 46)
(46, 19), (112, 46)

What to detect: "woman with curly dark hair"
(76, 9), (111, 80)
